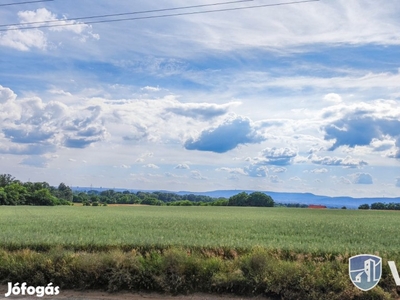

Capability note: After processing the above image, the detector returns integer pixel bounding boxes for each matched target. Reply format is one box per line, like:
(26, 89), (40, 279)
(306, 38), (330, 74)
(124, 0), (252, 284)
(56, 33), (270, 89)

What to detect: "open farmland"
(1, 206), (400, 299)
(0, 206), (400, 254)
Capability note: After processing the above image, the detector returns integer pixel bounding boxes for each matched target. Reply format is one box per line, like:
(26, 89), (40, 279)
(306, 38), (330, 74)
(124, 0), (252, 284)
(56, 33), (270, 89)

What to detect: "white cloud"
(0, 27), (47, 51)
(143, 1), (400, 55)
(141, 86), (160, 92)
(350, 173), (373, 185)
(0, 8), (98, 51)
(244, 164), (268, 178)
(257, 147), (298, 166)
(0, 87), (108, 154)
(216, 167), (247, 175)
(166, 101), (240, 120)
(184, 114), (265, 153)
(321, 100), (400, 157)
(0, 85), (17, 103)
(175, 163), (190, 170)
(309, 154), (368, 168)
(269, 166), (287, 173)
(323, 93), (342, 103)
(310, 168), (328, 174)
(143, 164), (159, 169)
(191, 170), (207, 180)
(269, 175), (283, 183)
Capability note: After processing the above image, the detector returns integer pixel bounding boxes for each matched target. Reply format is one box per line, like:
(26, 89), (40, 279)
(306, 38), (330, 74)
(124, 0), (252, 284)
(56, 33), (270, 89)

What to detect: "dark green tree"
(4, 183), (28, 205)
(247, 192), (274, 207)
(0, 188), (8, 205)
(371, 202), (386, 210)
(0, 174), (16, 187)
(358, 204), (370, 210)
(31, 189), (58, 206)
(228, 192), (249, 206)
(57, 182), (73, 201)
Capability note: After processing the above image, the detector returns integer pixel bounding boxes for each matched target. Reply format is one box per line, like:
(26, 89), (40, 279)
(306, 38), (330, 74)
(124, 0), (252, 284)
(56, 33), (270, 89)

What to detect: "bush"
(0, 247), (397, 299)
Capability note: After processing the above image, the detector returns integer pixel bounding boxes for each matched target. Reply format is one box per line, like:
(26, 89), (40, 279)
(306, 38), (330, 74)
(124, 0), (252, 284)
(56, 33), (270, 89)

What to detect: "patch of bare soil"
(0, 286), (273, 300)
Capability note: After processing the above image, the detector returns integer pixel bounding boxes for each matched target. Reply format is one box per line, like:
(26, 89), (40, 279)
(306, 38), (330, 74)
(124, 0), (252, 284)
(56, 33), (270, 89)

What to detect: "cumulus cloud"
(310, 168), (328, 174)
(370, 138), (395, 152)
(0, 27), (47, 51)
(243, 164), (268, 177)
(165, 172), (183, 178)
(0, 8), (98, 51)
(351, 173), (373, 184)
(269, 175), (283, 183)
(216, 167), (247, 175)
(191, 170), (207, 180)
(241, 147), (296, 177)
(184, 115), (265, 153)
(270, 166), (287, 173)
(257, 147), (298, 166)
(0, 85), (17, 104)
(141, 86), (160, 92)
(322, 101), (400, 155)
(143, 164), (159, 169)
(309, 154), (368, 168)
(166, 101), (239, 120)
(175, 163), (190, 170)
(122, 123), (149, 142)
(0, 87), (107, 155)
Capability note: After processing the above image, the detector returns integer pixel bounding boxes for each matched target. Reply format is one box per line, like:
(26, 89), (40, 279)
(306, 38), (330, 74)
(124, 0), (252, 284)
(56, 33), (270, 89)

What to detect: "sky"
(0, 0), (400, 197)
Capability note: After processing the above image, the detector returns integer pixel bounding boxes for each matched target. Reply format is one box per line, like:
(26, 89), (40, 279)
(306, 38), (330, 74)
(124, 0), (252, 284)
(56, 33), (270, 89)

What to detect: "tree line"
(358, 202), (400, 210)
(0, 174), (72, 206)
(0, 174), (275, 207)
(75, 189), (274, 207)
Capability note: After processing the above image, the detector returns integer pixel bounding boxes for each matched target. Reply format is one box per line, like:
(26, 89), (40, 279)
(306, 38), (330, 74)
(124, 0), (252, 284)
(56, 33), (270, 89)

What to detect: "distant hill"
(175, 190), (400, 209)
(72, 187), (400, 209)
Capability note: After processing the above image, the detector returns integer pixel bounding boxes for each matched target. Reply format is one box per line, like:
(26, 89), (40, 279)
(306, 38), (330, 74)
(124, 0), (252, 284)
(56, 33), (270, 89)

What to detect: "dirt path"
(0, 286), (272, 300)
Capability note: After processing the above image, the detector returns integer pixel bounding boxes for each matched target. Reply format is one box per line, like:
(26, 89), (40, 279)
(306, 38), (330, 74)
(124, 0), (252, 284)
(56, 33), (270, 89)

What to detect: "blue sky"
(1, 0), (400, 197)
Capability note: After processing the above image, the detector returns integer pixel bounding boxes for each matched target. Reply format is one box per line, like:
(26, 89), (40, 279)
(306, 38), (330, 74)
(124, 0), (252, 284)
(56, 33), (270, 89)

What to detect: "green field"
(1, 206), (400, 299)
(1, 205), (399, 255)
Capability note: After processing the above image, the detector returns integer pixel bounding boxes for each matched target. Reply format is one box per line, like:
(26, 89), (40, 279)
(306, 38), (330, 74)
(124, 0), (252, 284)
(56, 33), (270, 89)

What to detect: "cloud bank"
(184, 115), (265, 153)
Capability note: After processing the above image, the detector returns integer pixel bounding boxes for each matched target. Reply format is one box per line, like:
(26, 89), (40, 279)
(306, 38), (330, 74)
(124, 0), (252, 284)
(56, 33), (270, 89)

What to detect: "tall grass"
(0, 247), (396, 299)
(1, 206), (400, 255)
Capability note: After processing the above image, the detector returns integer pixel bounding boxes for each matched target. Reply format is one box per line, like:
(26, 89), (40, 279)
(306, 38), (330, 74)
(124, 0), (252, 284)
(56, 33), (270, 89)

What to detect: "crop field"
(2, 206), (400, 299)
(1, 205), (400, 255)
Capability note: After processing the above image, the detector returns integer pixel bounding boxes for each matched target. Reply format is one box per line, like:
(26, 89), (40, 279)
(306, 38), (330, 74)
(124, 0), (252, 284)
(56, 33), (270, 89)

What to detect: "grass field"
(1, 206), (400, 255)
(1, 206), (400, 299)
